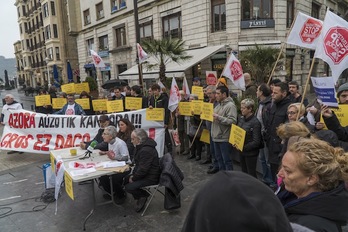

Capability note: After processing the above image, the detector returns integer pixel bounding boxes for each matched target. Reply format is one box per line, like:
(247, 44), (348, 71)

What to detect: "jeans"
(214, 141), (233, 170)
(259, 146), (275, 185)
(210, 136), (219, 170)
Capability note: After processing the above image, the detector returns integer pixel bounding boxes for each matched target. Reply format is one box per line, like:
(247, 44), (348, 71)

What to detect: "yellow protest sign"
(201, 102), (213, 122)
(64, 172), (74, 200)
(191, 100), (203, 115)
(75, 98), (90, 110)
(192, 86), (204, 100)
(52, 98), (67, 109)
(178, 102), (192, 116)
(200, 129), (210, 144)
(50, 153), (55, 172)
(92, 99), (108, 112)
(61, 83), (76, 94)
(229, 124), (246, 151)
(35, 95), (51, 107)
(125, 97), (142, 110)
(74, 82), (90, 94)
(146, 108), (164, 121)
(107, 100), (124, 112)
(320, 104), (348, 128)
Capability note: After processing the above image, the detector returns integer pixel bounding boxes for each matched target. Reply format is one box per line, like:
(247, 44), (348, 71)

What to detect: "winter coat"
(132, 138), (161, 183)
(159, 153), (184, 196)
(211, 97), (237, 142)
(278, 183), (348, 232)
(149, 93), (170, 125)
(237, 114), (261, 156)
(323, 112), (348, 142)
(265, 96), (292, 164)
(53, 102), (86, 115)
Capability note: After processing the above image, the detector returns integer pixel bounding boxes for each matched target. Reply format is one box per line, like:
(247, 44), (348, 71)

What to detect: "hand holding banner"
(125, 97), (142, 110)
(201, 102), (213, 122)
(178, 102), (192, 116)
(35, 95), (51, 107)
(229, 124), (246, 151)
(146, 108), (164, 121)
(191, 100), (203, 115)
(107, 100), (124, 112)
(92, 99), (108, 112)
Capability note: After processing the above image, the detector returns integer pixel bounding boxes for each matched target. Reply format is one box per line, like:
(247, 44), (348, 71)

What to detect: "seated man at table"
(80, 114), (114, 151)
(125, 128), (161, 212)
(99, 126), (131, 204)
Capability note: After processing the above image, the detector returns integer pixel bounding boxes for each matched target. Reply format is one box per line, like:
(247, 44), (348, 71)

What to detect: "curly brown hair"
(288, 138), (348, 191)
(276, 121), (310, 140)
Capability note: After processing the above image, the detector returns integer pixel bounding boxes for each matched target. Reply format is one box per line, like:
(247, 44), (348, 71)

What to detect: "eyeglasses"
(287, 111), (297, 115)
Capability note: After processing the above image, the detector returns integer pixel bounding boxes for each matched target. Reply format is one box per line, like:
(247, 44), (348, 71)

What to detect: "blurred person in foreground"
(277, 138), (348, 232)
(182, 171), (312, 232)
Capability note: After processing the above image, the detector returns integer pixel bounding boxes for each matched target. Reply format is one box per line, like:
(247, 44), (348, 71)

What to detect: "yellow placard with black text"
(52, 98), (67, 109)
(178, 102), (192, 116)
(201, 102), (213, 122)
(35, 95), (51, 107)
(74, 83), (90, 94)
(320, 104), (348, 128)
(64, 172), (74, 200)
(107, 100), (124, 112)
(229, 124), (246, 151)
(191, 100), (203, 115)
(200, 129), (210, 144)
(192, 86), (204, 100)
(75, 98), (90, 110)
(146, 108), (164, 121)
(92, 99), (108, 112)
(125, 97), (142, 110)
(61, 83), (76, 94)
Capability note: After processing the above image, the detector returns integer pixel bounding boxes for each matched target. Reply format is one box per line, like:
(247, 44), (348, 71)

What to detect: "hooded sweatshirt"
(181, 171), (294, 232)
(211, 97), (237, 142)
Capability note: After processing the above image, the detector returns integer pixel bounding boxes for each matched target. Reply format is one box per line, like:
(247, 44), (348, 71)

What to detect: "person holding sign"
(236, 99), (261, 178)
(53, 94), (86, 115)
(79, 91), (94, 115)
(130, 85), (148, 109)
(35, 89), (53, 114)
(187, 94), (203, 161)
(212, 86), (237, 171)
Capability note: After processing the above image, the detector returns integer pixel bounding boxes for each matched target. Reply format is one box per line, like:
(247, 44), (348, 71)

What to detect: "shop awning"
(118, 45), (225, 80)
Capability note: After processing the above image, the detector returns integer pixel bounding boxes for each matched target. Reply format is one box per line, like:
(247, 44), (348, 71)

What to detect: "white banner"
(0, 109), (165, 156)
(287, 12), (323, 50)
(311, 76), (338, 107)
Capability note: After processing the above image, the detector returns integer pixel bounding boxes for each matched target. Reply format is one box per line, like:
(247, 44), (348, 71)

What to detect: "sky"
(0, 1), (20, 58)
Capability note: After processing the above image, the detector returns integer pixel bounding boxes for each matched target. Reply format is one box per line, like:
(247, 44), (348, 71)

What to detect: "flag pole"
(296, 57), (316, 121)
(266, 12), (298, 85)
(189, 120), (203, 149)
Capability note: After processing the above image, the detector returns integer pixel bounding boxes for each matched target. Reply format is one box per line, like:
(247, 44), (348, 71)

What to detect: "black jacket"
(160, 153), (184, 196)
(149, 93), (170, 125)
(278, 183), (348, 232)
(182, 171), (293, 232)
(265, 96), (292, 164)
(132, 138), (161, 183)
(237, 114), (261, 156)
(323, 112), (348, 142)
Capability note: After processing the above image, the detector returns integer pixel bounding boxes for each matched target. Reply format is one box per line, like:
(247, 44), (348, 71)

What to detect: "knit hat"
(337, 82), (348, 97)
(218, 78), (228, 87)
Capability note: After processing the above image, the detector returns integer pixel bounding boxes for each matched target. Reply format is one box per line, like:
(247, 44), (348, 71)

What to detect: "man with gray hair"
(125, 128), (161, 212)
(1, 94), (23, 154)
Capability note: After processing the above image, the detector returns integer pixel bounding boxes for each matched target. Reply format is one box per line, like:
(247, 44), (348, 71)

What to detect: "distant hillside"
(0, 56), (16, 80)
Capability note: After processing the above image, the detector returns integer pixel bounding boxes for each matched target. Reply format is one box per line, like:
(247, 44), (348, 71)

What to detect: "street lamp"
(45, 57), (51, 88)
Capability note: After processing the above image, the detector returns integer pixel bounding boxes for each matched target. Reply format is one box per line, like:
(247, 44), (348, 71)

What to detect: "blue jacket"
(54, 103), (85, 115)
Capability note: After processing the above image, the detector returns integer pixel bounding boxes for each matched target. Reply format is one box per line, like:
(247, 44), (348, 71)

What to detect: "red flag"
(168, 77), (180, 112)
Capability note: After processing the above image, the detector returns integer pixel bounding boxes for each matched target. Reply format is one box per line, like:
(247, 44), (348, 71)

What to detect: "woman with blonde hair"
(287, 103), (306, 122)
(277, 138), (348, 231)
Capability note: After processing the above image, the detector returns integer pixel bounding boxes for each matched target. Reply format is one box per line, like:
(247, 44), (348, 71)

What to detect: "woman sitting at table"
(277, 138), (348, 231)
(99, 126), (131, 205)
(117, 118), (135, 161)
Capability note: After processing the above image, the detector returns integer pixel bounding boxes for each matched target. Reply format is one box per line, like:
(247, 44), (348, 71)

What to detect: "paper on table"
(102, 161), (126, 168)
(70, 168), (97, 177)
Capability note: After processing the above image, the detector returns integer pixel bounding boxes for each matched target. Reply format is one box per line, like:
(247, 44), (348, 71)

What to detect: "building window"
(162, 13), (182, 39)
(47, 47), (53, 60)
(312, 3), (320, 19)
(117, 64), (127, 75)
(45, 25), (51, 40)
(139, 21), (153, 40)
(287, 0), (294, 28)
(212, 0), (226, 32)
(99, 35), (109, 51)
(43, 3), (49, 18)
(83, 9), (91, 25)
(115, 26), (127, 47)
(96, 2), (104, 20)
(51, 1), (56, 16)
(111, 0), (127, 12)
(86, 38), (94, 55)
(53, 24), (58, 38)
(241, 0), (272, 20)
(55, 47), (60, 60)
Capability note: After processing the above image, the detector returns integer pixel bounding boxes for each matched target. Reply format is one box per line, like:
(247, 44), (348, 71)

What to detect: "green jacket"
(211, 97), (237, 142)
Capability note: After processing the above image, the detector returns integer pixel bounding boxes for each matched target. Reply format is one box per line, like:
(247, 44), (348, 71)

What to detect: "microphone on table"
(80, 140), (97, 160)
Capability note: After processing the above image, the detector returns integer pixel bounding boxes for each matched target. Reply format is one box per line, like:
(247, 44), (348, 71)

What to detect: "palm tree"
(239, 44), (282, 84)
(140, 38), (192, 85)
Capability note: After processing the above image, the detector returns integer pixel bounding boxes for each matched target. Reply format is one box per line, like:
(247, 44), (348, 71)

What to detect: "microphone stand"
(79, 150), (92, 160)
